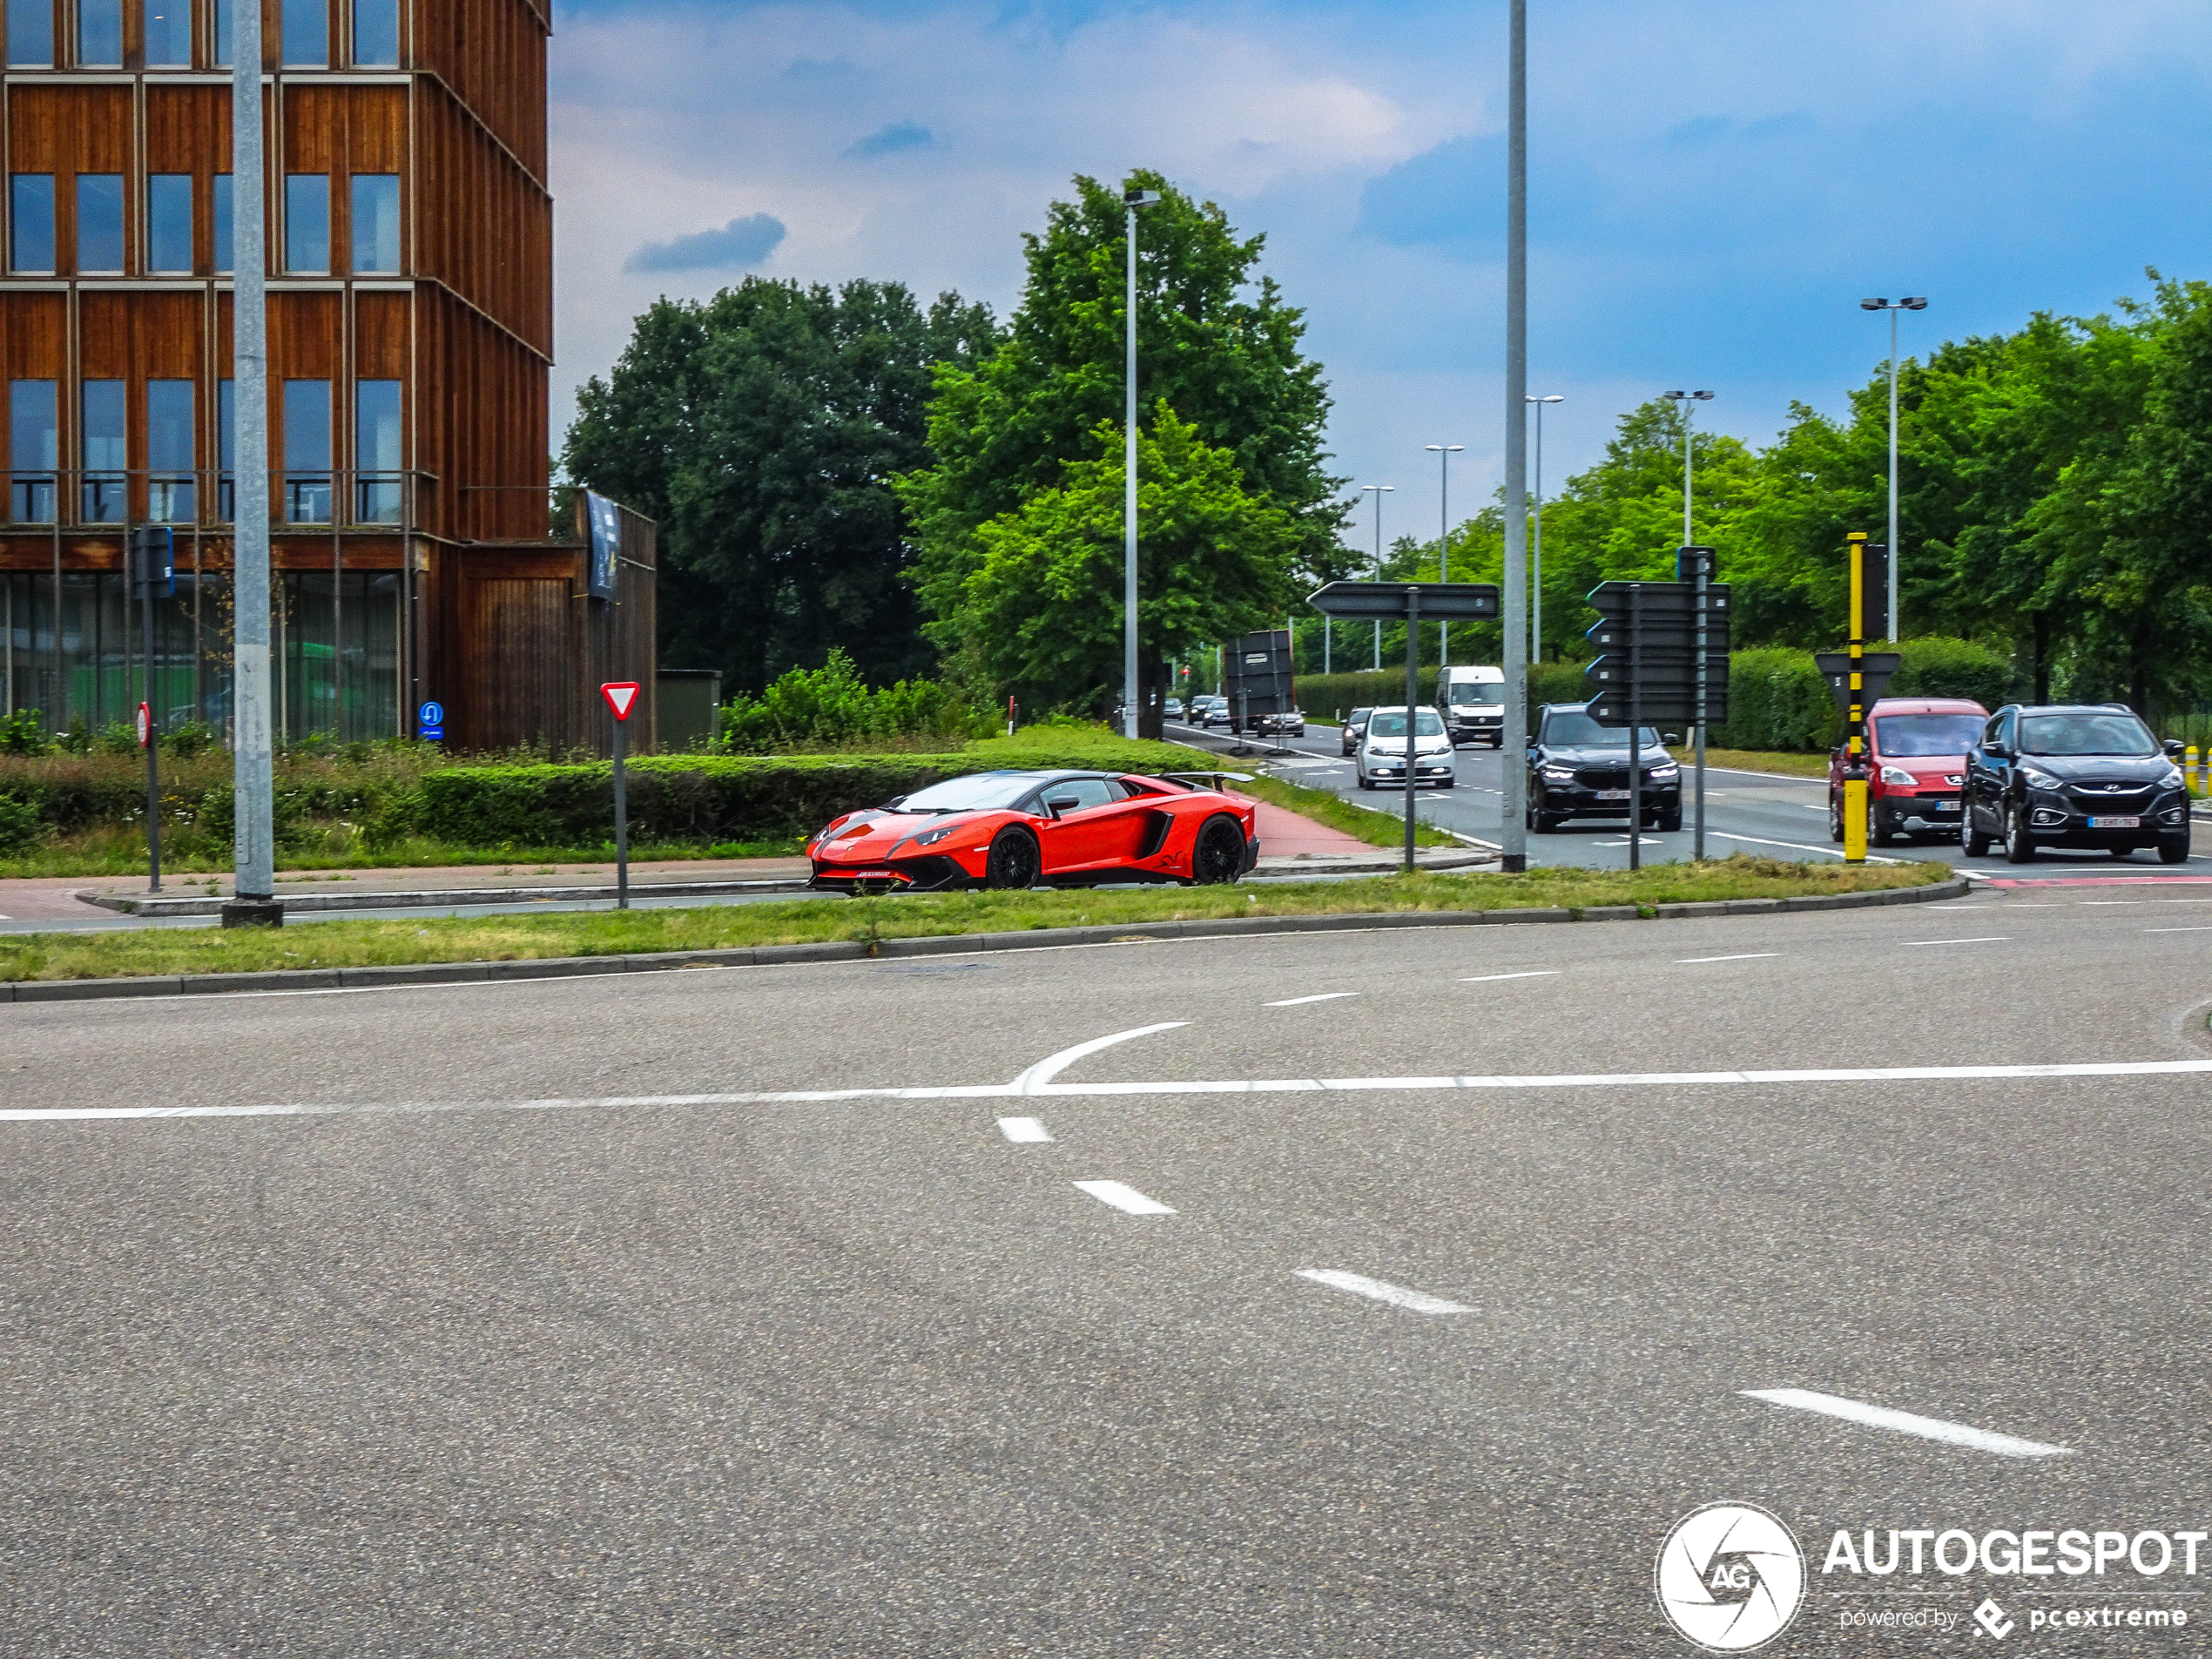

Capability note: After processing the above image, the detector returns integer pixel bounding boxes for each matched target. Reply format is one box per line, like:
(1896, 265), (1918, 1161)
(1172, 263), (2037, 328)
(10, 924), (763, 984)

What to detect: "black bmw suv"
(1525, 702), (1683, 833)
(1961, 704), (2191, 863)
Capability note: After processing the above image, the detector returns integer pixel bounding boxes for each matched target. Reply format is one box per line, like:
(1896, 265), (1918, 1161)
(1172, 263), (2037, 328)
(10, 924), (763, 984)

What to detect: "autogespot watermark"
(1657, 1510), (2205, 1648)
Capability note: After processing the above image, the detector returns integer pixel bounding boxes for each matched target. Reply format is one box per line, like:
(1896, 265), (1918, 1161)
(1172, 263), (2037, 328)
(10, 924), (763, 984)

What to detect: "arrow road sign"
(601, 681), (642, 722)
(1308, 580), (1501, 620)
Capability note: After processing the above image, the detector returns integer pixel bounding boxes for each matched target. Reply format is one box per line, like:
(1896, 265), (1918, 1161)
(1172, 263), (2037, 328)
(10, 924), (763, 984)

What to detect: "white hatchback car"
(1357, 706), (1457, 789)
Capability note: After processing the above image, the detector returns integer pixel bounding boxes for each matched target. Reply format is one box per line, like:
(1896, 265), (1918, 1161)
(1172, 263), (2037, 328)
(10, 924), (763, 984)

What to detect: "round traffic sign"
(136, 701), (151, 748)
(419, 700), (445, 727)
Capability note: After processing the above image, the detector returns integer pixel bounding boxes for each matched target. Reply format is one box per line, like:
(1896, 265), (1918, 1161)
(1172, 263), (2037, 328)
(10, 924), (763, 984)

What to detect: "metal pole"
(1372, 489), (1384, 671)
(1628, 583), (1642, 873)
(1531, 401), (1543, 661)
(1886, 306), (1900, 643)
(1437, 448), (1452, 669)
(1694, 555), (1708, 861)
(1122, 200), (1140, 740)
(225, 0), (276, 923)
(1683, 400), (1694, 544)
(1844, 532), (1868, 863)
(1403, 586), (1420, 873)
(613, 715), (631, 907)
(140, 541), (160, 892)
(1499, 0), (1529, 873)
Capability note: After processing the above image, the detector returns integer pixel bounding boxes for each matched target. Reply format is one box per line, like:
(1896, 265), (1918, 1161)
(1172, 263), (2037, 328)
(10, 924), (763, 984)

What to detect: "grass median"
(0, 853), (1950, 984)
(1231, 772), (1460, 849)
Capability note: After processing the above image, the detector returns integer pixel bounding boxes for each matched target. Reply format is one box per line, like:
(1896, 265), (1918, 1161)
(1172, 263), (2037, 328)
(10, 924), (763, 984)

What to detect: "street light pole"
(1500, 0), (1528, 873)
(1524, 395), (1561, 660)
(1361, 483), (1393, 671)
(1121, 185), (1161, 739)
(1425, 444), (1463, 667)
(1662, 389), (1715, 545)
(1859, 296), (1925, 642)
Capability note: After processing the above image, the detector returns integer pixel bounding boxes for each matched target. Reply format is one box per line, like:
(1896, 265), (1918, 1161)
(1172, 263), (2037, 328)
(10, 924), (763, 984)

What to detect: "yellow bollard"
(1844, 776), (1868, 862)
(2191, 745), (2204, 795)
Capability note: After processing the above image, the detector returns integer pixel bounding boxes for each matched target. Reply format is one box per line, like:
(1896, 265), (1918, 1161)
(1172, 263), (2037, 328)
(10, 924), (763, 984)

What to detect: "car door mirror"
(1662, 732), (1681, 746)
(1045, 795), (1081, 816)
(1983, 741), (2008, 759)
(2164, 738), (2185, 758)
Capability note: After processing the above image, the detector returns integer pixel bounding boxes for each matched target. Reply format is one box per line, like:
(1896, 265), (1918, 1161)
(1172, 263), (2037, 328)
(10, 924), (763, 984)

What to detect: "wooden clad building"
(0, 0), (656, 754)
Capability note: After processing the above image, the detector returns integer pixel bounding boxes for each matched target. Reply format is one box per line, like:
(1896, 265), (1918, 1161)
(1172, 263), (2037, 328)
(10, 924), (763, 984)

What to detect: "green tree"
(563, 277), (1000, 694)
(946, 408), (1302, 712)
(899, 171), (1346, 729)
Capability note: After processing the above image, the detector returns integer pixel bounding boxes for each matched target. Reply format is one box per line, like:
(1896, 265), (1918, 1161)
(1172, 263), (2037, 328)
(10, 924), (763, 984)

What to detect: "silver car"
(1356, 706), (1456, 789)
(1340, 707), (1374, 757)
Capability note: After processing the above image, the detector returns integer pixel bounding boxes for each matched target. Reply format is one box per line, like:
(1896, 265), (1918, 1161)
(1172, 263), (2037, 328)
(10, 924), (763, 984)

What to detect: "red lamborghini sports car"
(806, 769), (1261, 894)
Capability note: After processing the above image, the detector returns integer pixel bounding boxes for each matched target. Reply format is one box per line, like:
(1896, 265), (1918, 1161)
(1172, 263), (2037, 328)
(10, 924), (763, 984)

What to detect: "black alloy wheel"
(1657, 808), (1683, 833)
(1827, 793), (1844, 844)
(2109, 845), (2135, 859)
(1526, 802), (1559, 834)
(1961, 801), (1991, 858)
(2003, 801), (2037, 864)
(2161, 833), (2191, 865)
(1190, 814), (1248, 886)
(984, 826), (1042, 889)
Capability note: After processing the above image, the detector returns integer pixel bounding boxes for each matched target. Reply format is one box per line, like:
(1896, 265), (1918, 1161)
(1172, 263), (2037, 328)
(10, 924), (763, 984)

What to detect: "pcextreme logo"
(1656, 1502), (1807, 1652)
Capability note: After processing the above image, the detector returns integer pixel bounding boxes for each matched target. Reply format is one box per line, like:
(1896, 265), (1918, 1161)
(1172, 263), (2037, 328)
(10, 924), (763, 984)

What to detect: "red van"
(1827, 697), (1989, 845)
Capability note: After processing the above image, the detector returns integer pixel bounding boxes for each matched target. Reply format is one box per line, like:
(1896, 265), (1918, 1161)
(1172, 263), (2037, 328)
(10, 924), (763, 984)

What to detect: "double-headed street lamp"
(1120, 185), (1161, 739)
(1523, 395), (1561, 659)
(1662, 388), (1714, 548)
(1424, 445), (1463, 665)
(1361, 483), (1394, 670)
(1860, 295), (1926, 643)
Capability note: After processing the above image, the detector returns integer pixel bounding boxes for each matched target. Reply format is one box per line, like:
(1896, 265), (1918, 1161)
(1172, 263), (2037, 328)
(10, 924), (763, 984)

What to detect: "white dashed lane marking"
(1073, 1180), (1175, 1216)
(1676, 954), (1779, 965)
(996, 1116), (1052, 1143)
(1295, 1269), (1471, 1314)
(1905, 937), (2009, 948)
(1743, 1387), (2070, 1459)
(1264, 992), (1360, 1007)
(1458, 971), (1561, 983)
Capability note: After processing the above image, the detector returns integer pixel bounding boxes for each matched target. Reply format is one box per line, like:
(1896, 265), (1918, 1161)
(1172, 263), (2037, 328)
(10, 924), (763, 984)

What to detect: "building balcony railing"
(3, 468), (424, 532)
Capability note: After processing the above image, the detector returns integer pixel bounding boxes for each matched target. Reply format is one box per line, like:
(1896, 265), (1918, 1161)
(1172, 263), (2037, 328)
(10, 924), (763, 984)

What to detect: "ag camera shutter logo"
(1655, 1502), (1806, 1651)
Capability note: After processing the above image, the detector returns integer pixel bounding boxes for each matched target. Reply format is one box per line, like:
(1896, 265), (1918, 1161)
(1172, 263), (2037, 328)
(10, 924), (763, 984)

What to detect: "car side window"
(1049, 779), (1116, 813)
(1980, 716), (2003, 750)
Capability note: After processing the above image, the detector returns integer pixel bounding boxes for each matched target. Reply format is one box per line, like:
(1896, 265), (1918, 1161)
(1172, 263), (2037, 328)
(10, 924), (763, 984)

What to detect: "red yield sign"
(601, 681), (641, 722)
(136, 701), (152, 748)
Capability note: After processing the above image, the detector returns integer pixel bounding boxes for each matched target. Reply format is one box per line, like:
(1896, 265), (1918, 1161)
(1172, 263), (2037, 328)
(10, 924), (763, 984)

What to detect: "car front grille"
(1575, 766), (1629, 789)
(2065, 780), (2153, 800)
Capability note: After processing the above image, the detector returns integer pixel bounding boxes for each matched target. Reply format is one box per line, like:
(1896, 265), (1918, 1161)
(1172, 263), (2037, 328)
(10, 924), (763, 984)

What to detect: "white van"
(1438, 664), (1506, 747)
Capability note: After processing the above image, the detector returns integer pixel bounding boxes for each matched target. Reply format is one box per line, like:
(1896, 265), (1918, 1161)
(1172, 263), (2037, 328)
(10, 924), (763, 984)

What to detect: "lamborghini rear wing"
(1160, 771), (1256, 790)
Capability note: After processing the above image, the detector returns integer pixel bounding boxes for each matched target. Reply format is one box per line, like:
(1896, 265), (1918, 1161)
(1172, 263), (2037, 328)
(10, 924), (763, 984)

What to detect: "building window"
(283, 174), (328, 273)
(77, 173), (125, 273)
(10, 380), (56, 523)
(354, 0), (397, 65)
(283, 379), (331, 523)
(144, 0), (191, 66)
(6, 0), (52, 66)
(215, 0), (231, 66)
(213, 172), (233, 273)
(77, 0), (121, 65)
(148, 173), (192, 273)
(219, 377), (234, 521)
(82, 380), (126, 523)
(354, 380), (401, 523)
(280, 0), (326, 67)
(148, 380), (195, 523)
(10, 175), (54, 273)
(350, 174), (398, 273)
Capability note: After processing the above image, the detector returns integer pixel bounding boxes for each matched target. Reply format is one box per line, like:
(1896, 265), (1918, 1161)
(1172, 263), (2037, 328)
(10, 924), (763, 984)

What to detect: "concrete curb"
(1, 874), (1969, 1004)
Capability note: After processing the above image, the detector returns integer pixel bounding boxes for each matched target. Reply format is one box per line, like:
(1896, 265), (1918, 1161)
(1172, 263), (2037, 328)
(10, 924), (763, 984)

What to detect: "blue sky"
(546, 0), (2212, 546)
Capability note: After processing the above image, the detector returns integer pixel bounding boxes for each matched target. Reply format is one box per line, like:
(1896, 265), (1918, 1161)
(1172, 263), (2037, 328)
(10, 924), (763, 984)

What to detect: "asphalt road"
(1174, 719), (2212, 882)
(6, 891), (2211, 1654)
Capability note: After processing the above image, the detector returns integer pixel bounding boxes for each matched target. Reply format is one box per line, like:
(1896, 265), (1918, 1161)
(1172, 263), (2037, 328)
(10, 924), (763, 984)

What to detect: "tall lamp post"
(1499, 0), (1528, 873)
(1524, 395), (1561, 660)
(1361, 483), (1394, 670)
(1859, 296), (1925, 643)
(1662, 389), (1714, 543)
(1120, 184), (1161, 739)
(1424, 444), (1463, 666)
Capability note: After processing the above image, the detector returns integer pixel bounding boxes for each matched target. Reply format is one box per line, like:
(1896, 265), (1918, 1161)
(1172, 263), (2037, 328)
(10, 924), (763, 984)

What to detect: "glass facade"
(213, 173), (233, 274)
(148, 380), (195, 522)
(281, 0), (327, 67)
(351, 174), (400, 273)
(143, 0), (192, 65)
(77, 173), (124, 273)
(10, 380), (55, 522)
(283, 379), (331, 523)
(216, 0), (232, 66)
(284, 174), (329, 273)
(355, 380), (401, 522)
(148, 173), (192, 273)
(6, 0), (51, 66)
(77, 0), (122, 66)
(81, 380), (125, 523)
(354, 0), (399, 65)
(1, 570), (402, 744)
(10, 174), (54, 273)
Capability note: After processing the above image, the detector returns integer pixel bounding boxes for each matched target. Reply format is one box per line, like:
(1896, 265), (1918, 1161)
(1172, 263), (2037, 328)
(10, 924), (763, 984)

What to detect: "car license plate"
(1934, 800), (1960, 813)
(1596, 789), (1631, 800)
(2088, 815), (2141, 829)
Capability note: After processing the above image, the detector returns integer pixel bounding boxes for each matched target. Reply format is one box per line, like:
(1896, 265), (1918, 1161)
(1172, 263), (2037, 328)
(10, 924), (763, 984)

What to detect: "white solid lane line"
(2145, 926), (2212, 934)
(1709, 830), (1905, 865)
(1905, 936), (2008, 948)
(1074, 1179), (1175, 1216)
(1295, 1269), (1471, 1314)
(1459, 970), (1561, 983)
(996, 1116), (1052, 1143)
(29, 1057), (2212, 1123)
(1676, 954), (1779, 965)
(1742, 1388), (2070, 1460)
(1264, 991), (1360, 1007)
(1009, 1022), (1188, 1095)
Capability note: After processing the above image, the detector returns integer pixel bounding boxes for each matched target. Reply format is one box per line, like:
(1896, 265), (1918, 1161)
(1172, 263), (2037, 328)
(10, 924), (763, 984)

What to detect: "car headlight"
(1879, 765), (1917, 786)
(888, 823), (961, 856)
(1647, 765), (1679, 781)
(2161, 765), (2184, 789)
(1540, 766), (1574, 783)
(2020, 767), (2061, 790)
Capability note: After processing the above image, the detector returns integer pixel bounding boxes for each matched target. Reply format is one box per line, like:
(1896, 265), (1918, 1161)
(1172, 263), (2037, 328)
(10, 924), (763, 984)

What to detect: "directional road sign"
(1308, 580), (1501, 620)
(602, 681), (642, 722)
(1814, 651), (1901, 711)
(1582, 580), (1731, 729)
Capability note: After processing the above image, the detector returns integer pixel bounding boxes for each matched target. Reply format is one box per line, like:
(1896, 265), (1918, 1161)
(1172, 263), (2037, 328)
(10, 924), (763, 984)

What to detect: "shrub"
(0, 708), (46, 755)
(0, 792), (39, 854)
(1709, 648), (1837, 752)
(1889, 637), (2017, 710)
(718, 651), (990, 753)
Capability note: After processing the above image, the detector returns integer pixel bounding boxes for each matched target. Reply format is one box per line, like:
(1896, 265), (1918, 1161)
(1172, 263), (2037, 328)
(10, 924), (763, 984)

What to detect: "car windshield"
(1349, 708), (1372, 723)
(1543, 711), (1658, 747)
(1447, 682), (1501, 705)
(2019, 712), (2159, 757)
(1367, 709), (1445, 738)
(890, 772), (1048, 813)
(1874, 713), (1985, 757)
